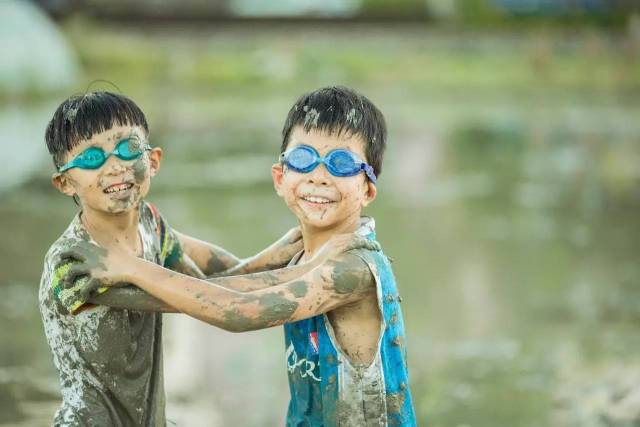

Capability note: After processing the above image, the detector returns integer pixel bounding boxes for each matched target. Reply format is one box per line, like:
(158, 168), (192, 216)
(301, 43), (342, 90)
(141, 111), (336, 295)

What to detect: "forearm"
(120, 256), (274, 331)
(208, 257), (319, 291)
(168, 252), (207, 279)
(177, 228), (302, 277)
(88, 286), (178, 313)
(176, 231), (241, 275)
(215, 253), (292, 276)
(120, 256), (322, 332)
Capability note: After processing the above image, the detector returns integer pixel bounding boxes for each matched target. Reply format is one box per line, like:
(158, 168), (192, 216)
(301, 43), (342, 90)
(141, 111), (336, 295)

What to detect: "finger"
(59, 249), (87, 264)
(341, 237), (366, 253)
(112, 281), (130, 288)
(79, 278), (103, 301)
(287, 227), (303, 244)
(344, 237), (381, 253)
(61, 264), (90, 290)
(365, 241), (381, 252)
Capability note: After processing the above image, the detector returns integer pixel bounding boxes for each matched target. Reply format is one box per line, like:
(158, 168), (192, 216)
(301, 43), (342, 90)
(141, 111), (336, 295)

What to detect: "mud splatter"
(386, 390), (406, 414)
(303, 106), (320, 127)
(256, 292), (299, 323)
(132, 158), (147, 183)
(63, 105), (78, 123)
(289, 281), (308, 298)
(390, 312), (398, 325)
(331, 257), (364, 294)
(346, 108), (360, 126)
(392, 336), (403, 348)
(223, 292), (299, 331)
(205, 252), (228, 275)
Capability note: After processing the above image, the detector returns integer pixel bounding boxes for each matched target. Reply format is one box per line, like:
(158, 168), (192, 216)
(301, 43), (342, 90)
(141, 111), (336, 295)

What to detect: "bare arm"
(175, 228), (303, 278)
(101, 252), (374, 332)
(88, 286), (177, 313)
(175, 231), (241, 275)
(87, 253), (206, 313)
(60, 235), (378, 320)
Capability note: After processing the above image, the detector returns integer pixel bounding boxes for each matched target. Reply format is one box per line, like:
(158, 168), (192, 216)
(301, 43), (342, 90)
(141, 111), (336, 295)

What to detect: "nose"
(306, 163), (331, 186)
(103, 153), (128, 175)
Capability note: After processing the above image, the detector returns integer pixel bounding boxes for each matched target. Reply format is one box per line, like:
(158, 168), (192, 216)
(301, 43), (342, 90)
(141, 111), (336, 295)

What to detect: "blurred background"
(1, 0), (639, 426)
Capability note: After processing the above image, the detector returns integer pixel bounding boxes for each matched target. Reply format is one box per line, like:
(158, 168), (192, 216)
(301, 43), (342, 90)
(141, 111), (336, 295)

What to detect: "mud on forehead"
(289, 125), (369, 155)
(297, 104), (365, 135)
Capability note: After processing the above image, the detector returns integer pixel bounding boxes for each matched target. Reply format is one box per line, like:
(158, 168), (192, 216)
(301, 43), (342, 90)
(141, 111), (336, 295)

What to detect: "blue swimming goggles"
(280, 144), (377, 184)
(58, 137), (151, 172)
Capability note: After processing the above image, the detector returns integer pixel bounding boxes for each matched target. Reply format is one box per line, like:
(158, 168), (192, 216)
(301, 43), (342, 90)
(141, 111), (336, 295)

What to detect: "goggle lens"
(326, 150), (359, 176)
(287, 146), (317, 172)
(114, 138), (145, 161)
(78, 147), (107, 169)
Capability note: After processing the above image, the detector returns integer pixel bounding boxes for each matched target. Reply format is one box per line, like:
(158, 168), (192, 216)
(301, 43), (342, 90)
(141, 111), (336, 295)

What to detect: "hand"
(263, 226), (304, 267)
(312, 233), (381, 265)
(58, 241), (130, 294)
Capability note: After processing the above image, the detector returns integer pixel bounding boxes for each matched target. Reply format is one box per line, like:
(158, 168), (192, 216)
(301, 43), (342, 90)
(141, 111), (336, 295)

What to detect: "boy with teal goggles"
(57, 136), (151, 172)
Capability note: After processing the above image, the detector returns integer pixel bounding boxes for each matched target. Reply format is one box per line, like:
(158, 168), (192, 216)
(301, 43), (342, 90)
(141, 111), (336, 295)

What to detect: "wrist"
(116, 255), (141, 283)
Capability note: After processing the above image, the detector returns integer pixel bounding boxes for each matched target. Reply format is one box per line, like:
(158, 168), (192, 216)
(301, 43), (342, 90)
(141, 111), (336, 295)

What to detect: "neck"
(300, 215), (361, 260)
(80, 204), (140, 252)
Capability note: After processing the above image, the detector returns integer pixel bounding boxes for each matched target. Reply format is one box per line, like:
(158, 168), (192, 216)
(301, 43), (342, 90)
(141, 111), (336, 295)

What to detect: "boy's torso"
(39, 202), (168, 426)
(284, 217), (416, 427)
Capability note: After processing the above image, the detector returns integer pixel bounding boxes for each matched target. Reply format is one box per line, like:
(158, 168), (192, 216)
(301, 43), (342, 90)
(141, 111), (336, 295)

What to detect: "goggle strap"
(362, 164), (377, 184)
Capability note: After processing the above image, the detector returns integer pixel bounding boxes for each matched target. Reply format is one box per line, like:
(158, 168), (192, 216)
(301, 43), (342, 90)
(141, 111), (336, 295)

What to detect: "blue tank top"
(284, 218), (416, 426)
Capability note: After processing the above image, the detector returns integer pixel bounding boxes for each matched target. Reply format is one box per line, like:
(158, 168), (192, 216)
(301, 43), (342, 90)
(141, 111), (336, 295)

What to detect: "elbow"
(217, 321), (246, 333)
(200, 311), (260, 333)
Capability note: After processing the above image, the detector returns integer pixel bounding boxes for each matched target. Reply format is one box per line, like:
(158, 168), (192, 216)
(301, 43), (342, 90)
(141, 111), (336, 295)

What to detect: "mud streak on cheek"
(133, 159), (147, 184)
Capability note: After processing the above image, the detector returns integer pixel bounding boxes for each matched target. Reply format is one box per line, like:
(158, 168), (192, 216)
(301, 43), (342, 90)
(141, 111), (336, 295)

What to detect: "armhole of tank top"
(322, 252), (386, 370)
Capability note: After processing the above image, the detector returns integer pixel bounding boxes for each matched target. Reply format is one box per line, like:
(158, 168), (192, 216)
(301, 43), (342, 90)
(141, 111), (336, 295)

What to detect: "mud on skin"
(132, 158), (147, 183)
(329, 253), (371, 295)
(221, 292), (300, 332)
(59, 241), (109, 290)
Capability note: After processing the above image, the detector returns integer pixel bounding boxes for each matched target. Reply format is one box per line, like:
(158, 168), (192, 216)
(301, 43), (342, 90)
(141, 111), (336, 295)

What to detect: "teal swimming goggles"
(279, 144), (377, 184)
(58, 137), (151, 172)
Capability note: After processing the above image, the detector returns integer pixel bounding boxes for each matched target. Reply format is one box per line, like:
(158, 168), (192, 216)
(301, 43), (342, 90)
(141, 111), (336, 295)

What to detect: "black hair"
(45, 91), (149, 169)
(281, 86), (387, 177)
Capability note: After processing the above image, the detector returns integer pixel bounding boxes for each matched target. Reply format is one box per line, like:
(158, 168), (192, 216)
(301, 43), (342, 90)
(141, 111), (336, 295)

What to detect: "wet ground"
(1, 22), (639, 426)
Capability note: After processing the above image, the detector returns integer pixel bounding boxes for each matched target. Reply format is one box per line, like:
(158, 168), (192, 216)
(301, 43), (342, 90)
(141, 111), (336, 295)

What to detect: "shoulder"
(43, 217), (87, 268)
(326, 250), (377, 295)
(40, 221), (87, 305)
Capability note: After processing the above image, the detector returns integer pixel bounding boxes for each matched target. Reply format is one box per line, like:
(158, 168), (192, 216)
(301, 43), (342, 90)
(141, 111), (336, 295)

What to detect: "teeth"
(105, 183), (133, 194)
(302, 196), (333, 204)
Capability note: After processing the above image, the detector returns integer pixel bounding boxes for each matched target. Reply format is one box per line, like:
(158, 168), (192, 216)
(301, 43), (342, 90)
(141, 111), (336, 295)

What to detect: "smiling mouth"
(300, 195), (336, 205)
(103, 182), (134, 194)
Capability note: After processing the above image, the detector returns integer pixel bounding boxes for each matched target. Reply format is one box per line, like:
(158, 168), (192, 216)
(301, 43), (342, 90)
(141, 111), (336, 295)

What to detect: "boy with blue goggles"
(279, 144), (377, 184)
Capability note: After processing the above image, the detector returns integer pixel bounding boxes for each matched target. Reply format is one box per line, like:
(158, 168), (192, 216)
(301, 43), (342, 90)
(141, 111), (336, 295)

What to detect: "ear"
(271, 163), (285, 197)
(51, 172), (77, 197)
(148, 147), (163, 177)
(361, 180), (377, 207)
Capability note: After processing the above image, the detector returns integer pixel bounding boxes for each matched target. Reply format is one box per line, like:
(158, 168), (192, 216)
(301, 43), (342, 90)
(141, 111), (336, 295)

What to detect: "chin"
(102, 197), (141, 214)
(301, 214), (342, 230)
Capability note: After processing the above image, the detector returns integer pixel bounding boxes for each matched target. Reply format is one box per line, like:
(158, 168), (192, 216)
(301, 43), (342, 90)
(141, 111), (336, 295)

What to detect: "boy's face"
(52, 125), (162, 215)
(272, 126), (377, 231)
